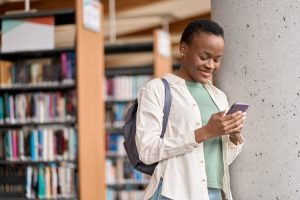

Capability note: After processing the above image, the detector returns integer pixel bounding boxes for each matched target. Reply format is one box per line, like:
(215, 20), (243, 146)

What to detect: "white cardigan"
(136, 73), (244, 200)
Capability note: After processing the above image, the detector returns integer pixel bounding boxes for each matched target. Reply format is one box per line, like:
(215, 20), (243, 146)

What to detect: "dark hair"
(180, 19), (224, 44)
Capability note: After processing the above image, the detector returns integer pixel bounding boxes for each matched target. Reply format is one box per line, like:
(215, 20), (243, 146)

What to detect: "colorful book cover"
(0, 133), (4, 159)
(45, 166), (51, 198)
(51, 164), (58, 198)
(38, 129), (43, 160)
(37, 165), (45, 199)
(12, 130), (17, 160)
(19, 130), (25, 160)
(43, 128), (48, 161)
(2, 16), (54, 52)
(48, 130), (54, 161)
(60, 53), (68, 81)
(9, 95), (15, 123)
(26, 166), (33, 198)
(8, 130), (13, 160)
(24, 130), (31, 160)
(4, 94), (10, 123)
(30, 130), (36, 161)
(0, 60), (12, 86)
(0, 96), (4, 123)
(4, 131), (11, 160)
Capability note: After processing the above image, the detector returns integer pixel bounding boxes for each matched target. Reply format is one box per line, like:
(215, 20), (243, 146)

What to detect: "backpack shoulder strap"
(160, 78), (172, 138)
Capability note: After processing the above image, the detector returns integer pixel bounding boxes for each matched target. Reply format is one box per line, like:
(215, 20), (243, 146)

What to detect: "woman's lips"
(198, 70), (211, 78)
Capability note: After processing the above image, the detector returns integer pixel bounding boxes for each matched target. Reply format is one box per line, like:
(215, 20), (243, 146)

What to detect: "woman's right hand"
(194, 111), (245, 143)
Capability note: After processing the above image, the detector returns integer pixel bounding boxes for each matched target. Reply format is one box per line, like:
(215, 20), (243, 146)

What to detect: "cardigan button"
(196, 122), (200, 126)
(202, 179), (206, 182)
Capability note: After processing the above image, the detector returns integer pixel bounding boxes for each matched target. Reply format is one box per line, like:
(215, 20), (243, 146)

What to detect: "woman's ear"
(179, 42), (187, 57)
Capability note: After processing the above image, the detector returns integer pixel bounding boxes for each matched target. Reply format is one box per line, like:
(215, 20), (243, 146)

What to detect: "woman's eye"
(214, 57), (221, 62)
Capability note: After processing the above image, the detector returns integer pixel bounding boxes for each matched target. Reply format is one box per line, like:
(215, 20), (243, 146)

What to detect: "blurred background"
(0, 0), (211, 200)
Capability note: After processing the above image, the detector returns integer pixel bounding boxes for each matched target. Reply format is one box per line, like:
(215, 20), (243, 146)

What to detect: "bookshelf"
(104, 30), (172, 200)
(0, 83), (76, 93)
(0, 1), (105, 200)
(0, 160), (76, 165)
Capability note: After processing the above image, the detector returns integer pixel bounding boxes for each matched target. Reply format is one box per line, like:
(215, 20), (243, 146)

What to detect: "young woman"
(136, 19), (246, 200)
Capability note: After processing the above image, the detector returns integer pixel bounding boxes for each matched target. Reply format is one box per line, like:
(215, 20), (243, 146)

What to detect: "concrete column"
(212, 1), (300, 199)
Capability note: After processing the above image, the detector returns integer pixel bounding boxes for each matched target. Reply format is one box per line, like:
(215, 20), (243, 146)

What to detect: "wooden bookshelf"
(104, 42), (153, 54)
(0, 120), (76, 129)
(0, 47), (75, 60)
(153, 29), (172, 78)
(0, 160), (76, 165)
(75, 1), (105, 200)
(0, 1), (105, 199)
(105, 64), (153, 77)
(0, 83), (76, 93)
(104, 29), (172, 199)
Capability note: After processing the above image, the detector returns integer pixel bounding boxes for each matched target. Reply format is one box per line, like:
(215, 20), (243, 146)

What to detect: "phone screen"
(226, 103), (249, 115)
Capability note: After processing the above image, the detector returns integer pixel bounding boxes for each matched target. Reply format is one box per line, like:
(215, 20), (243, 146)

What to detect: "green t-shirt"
(186, 81), (224, 189)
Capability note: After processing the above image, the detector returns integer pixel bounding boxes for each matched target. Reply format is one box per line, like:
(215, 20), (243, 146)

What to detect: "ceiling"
(0, 0), (211, 42)
(0, 0), (211, 64)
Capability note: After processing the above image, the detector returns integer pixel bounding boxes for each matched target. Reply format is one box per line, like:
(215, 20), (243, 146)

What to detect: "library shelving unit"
(0, 1), (105, 200)
(104, 29), (172, 200)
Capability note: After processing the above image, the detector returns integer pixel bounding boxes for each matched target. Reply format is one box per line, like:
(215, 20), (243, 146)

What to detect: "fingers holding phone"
(223, 111), (246, 135)
(201, 111), (242, 138)
(195, 103), (249, 143)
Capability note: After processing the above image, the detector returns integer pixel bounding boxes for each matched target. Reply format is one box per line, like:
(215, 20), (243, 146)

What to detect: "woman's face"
(180, 32), (224, 84)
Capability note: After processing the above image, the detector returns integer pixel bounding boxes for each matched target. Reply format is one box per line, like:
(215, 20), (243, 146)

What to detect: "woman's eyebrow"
(203, 51), (222, 57)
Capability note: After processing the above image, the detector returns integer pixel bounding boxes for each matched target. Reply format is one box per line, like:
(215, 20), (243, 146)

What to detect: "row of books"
(0, 163), (76, 198)
(106, 189), (144, 200)
(25, 163), (77, 199)
(105, 134), (126, 156)
(105, 75), (152, 101)
(105, 159), (149, 185)
(0, 91), (76, 124)
(105, 102), (130, 129)
(0, 127), (77, 161)
(0, 52), (75, 87)
(0, 166), (25, 197)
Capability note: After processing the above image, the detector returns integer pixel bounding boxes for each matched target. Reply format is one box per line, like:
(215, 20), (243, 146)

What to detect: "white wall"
(212, 1), (300, 199)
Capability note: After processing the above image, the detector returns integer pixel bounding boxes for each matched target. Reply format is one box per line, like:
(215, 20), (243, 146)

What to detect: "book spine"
(37, 165), (45, 199)
(26, 166), (33, 198)
(19, 129), (25, 160)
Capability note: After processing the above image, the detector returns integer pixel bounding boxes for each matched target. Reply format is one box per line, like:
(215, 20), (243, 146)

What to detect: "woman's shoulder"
(142, 78), (165, 92)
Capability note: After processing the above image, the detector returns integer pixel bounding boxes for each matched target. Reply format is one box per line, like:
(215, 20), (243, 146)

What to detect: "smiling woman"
(177, 20), (224, 84)
(135, 19), (246, 200)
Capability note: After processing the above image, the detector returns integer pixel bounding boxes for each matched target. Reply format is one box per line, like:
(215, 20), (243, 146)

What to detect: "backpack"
(123, 78), (172, 176)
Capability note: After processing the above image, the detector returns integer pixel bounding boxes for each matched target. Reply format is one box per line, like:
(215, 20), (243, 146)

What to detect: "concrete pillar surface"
(212, 1), (300, 199)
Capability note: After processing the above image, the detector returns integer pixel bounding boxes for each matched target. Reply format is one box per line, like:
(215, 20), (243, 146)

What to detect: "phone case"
(226, 103), (249, 115)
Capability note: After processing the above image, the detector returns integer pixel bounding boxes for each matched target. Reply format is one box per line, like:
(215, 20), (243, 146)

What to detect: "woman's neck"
(175, 66), (194, 82)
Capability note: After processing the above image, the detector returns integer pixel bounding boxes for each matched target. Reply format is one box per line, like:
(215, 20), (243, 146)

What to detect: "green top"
(186, 81), (224, 189)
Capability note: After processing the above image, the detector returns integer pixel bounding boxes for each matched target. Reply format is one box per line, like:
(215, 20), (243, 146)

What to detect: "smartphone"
(225, 103), (249, 115)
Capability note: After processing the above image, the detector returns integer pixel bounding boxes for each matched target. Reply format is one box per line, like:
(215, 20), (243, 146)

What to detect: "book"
(105, 75), (151, 101)
(55, 24), (75, 48)
(0, 53), (75, 88)
(37, 165), (45, 198)
(0, 133), (4, 159)
(2, 16), (54, 52)
(0, 60), (13, 87)
(0, 96), (4, 123)
(26, 166), (33, 198)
